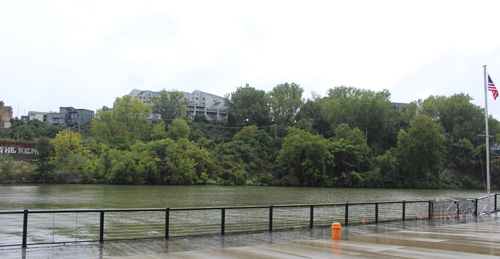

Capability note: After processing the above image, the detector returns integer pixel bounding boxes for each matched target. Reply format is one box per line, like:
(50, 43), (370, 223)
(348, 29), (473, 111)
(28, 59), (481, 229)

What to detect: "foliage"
(152, 121), (169, 140)
(193, 113), (209, 124)
(225, 85), (271, 127)
(321, 86), (400, 152)
(233, 125), (258, 143)
(113, 95), (152, 141)
(0, 156), (36, 184)
(328, 124), (372, 187)
(167, 119), (190, 141)
(419, 93), (486, 145)
(150, 89), (189, 122)
(92, 106), (127, 144)
(396, 115), (447, 188)
(268, 82), (304, 126)
(276, 127), (333, 186)
(34, 137), (55, 183)
(4, 86), (498, 189)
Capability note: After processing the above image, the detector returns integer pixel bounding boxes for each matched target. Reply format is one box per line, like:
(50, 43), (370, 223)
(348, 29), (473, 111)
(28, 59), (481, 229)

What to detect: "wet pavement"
(1, 214), (498, 258)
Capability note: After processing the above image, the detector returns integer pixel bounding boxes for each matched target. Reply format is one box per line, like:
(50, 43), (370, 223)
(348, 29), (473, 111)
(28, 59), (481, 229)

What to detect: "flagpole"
(484, 65), (491, 215)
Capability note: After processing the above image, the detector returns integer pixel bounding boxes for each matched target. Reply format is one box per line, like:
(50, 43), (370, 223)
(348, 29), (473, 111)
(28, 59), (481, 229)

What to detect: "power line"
(161, 119), (278, 129)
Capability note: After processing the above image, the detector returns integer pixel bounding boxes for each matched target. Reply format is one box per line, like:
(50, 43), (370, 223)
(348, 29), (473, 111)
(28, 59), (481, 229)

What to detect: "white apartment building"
(28, 111), (47, 121)
(128, 89), (227, 122)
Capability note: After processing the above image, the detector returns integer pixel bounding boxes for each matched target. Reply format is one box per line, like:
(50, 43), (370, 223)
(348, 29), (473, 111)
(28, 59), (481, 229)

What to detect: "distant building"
(128, 89), (227, 122)
(492, 144), (500, 159)
(27, 111), (47, 122)
(391, 102), (407, 111)
(0, 101), (13, 128)
(47, 107), (94, 127)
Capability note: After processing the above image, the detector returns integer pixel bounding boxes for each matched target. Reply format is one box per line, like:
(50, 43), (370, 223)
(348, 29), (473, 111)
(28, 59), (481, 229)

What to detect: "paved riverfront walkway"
(1, 215), (499, 258)
(126, 218), (500, 259)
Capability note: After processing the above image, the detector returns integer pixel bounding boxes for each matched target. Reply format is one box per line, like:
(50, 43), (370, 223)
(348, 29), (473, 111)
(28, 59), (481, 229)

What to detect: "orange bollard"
(331, 222), (341, 239)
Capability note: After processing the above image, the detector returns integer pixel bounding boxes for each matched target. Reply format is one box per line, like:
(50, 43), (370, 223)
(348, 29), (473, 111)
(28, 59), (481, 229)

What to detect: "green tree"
(328, 124), (371, 187)
(113, 95), (152, 141)
(321, 86), (400, 152)
(147, 138), (212, 185)
(376, 150), (399, 187)
(396, 114), (447, 188)
(225, 85), (271, 127)
(52, 130), (84, 182)
(268, 82), (304, 126)
(92, 106), (127, 143)
(193, 113), (209, 124)
(92, 96), (152, 143)
(276, 127), (333, 186)
(150, 89), (189, 123)
(233, 125), (258, 143)
(152, 121), (168, 140)
(167, 119), (190, 141)
(7, 118), (35, 141)
(419, 93), (485, 145)
(12, 125), (35, 141)
(26, 119), (61, 138)
(295, 99), (330, 135)
(449, 138), (474, 171)
(34, 137), (55, 183)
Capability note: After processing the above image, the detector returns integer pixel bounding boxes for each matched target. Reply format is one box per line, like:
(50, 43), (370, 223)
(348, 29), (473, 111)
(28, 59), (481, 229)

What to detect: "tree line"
(1, 83), (500, 189)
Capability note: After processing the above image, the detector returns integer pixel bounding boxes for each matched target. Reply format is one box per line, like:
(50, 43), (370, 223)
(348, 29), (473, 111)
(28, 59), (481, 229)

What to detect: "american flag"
(488, 75), (498, 100)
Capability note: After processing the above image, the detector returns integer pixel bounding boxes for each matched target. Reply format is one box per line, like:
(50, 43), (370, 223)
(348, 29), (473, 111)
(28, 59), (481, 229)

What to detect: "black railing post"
(456, 201), (460, 218)
(428, 200), (432, 219)
(99, 211), (104, 243)
(165, 208), (170, 239)
(22, 209), (28, 248)
(475, 198), (478, 216)
(375, 203), (379, 223)
(221, 208), (225, 235)
(269, 205), (273, 232)
(309, 205), (314, 229)
(345, 203), (349, 226)
(402, 201), (406, 221)
(494, 193), (498, 211)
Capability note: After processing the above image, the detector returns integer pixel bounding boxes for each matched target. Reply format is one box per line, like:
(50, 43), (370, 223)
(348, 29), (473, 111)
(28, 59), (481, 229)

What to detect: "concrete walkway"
(113, 218), (500, 259)
(1, 216), (499, 258)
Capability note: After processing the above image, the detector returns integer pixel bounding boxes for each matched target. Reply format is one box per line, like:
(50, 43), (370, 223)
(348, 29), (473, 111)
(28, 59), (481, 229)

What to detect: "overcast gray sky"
(2, 0), (500, 120)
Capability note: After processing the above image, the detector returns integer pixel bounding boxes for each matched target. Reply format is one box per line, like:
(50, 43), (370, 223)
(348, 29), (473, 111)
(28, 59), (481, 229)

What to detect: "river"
(0, 184), (494, 210)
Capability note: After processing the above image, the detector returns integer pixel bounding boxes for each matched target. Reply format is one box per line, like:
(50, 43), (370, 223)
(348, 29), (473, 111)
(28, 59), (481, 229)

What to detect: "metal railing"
(475, 193), (498, 215)
(0, 200), (433, 247)
(1, 195), (497, 248)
